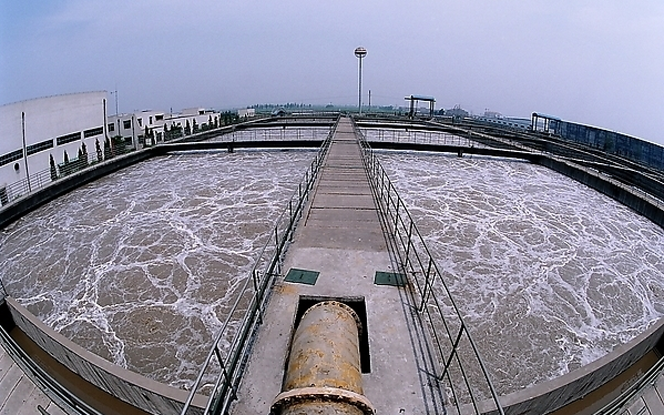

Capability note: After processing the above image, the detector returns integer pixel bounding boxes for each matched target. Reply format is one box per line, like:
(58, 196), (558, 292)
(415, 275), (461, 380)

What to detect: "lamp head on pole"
(354, 46), (367, 59)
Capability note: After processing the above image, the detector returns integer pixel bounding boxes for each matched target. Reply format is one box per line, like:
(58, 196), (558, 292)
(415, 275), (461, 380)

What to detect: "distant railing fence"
(179, 122), (336, 415)
(0, 127), (333, 211)
(209, 127), (332, 143)
(361, 128), (477, 147)
(355, 120), (505, 415)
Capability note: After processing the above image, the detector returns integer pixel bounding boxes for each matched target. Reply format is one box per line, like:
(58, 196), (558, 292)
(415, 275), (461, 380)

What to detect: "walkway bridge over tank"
(181, 116), (505, 414)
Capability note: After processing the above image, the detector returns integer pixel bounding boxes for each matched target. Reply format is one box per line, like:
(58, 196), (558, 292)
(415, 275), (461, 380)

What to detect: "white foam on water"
(379, 151), (664, 393)
(3, 143), (663, 395)
(0, 149), (315, 388)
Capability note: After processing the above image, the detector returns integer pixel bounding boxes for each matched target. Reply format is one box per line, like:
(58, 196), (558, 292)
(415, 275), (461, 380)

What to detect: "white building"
(108, 110), (165, 147)
(109, 108), (221, 146)
(0, 92), (224, 205)
(0, 92), (108, 204)
(238, 108), (256, 118)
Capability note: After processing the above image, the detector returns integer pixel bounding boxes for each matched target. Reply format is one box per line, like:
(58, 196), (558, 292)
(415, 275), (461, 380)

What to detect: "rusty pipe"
(271, 301), (374, 415)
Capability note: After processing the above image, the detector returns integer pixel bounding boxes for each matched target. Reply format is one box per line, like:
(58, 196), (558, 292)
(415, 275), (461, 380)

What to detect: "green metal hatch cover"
(374, 271), (406, 287)
(284, 268), (320, 285)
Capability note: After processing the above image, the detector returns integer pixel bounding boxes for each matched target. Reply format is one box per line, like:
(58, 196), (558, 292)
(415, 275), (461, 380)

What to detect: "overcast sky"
(1, 0), (663, 143)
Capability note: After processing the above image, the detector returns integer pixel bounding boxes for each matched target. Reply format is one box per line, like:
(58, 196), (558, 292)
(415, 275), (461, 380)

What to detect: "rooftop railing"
(0, 145), (133, 211)
(361, 127), (485, 148)
(354, 118), (505, 414)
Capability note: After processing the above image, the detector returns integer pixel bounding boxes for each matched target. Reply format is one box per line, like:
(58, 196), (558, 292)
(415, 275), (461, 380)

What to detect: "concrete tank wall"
(557, 121), (664, 171)
(5, 297), (206, 415)
(475, 319), (664, 415)
(539, 156), (664, 229)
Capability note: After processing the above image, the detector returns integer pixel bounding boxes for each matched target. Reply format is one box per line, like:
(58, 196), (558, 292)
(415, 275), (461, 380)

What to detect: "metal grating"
(285, 268), (320, 285)
(374, 271), (406, 286)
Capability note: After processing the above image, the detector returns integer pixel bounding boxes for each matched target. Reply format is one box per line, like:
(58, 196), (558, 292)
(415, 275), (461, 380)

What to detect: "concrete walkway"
(620, 381), (664, 415)
(611, 367), (664, 415)
(231, 117), (441, 414)
(0, 341), (67, 415)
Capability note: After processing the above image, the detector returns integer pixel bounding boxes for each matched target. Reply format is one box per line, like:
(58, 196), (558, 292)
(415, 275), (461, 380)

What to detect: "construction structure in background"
(404, 94), (436, 118)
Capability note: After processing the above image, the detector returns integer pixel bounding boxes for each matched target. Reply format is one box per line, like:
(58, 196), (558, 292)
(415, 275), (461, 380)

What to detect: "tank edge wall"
(5, 297), (207, 415)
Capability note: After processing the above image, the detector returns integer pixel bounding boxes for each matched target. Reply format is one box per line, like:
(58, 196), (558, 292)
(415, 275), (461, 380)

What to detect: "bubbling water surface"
(3, 146), (663, 395)
(0, 149), (314, 389)
(379, 151), (664, 393)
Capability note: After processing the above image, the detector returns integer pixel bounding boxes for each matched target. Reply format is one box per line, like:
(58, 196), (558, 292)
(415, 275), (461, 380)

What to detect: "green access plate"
(284, 268), (320, 285)
(374, 271), (406, 287)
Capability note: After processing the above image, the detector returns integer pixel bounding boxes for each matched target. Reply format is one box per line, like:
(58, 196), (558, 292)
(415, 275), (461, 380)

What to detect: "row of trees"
(49, 136), (128, 181)
(48, 111), (245, 181)
(144, 112), (241, 143)
(251, 103), (313, 109)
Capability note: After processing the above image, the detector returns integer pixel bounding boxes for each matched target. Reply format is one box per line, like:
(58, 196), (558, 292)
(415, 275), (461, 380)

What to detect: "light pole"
(354, 46), (367, 115)
(110, 87), (119, 116)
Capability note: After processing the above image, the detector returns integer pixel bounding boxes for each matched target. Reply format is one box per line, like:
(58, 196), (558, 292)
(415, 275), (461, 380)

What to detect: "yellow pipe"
(271, 301), (374, 415)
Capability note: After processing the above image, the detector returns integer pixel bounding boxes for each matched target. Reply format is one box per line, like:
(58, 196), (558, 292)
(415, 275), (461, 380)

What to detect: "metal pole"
(355, 47), (367, 115)
(358, 56), (363, 115)
(21, 112), (32, 193)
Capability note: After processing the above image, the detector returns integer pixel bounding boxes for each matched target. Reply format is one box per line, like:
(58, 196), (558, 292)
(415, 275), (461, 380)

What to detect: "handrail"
(209, 127), (333, 143)
(0, 318), (103, 415)
(179, 117), (338, 415)
(0, 144), (138, 211)
(593, 355), (664, 415)
(352, 117), (505, 414)
(361, 127), (480, 148)
(360, 121), (664, 213)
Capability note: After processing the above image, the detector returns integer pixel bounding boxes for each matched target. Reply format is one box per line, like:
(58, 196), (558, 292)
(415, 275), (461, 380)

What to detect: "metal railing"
(361, 128), (485, 148)
(0, 122), (234, 211)
(0, 321), (103, 415)
(354, 120), (505, 414)
(0, 145), (135, 210)
(594, 355), (664, 415)
(407, 120), (664, 211)
(470, 123), (664, 210)
(208, 127), (333, 143)
(180, 121), (336, 415)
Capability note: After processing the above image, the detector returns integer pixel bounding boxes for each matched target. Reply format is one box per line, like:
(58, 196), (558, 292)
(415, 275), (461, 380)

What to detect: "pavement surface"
(0, 340), (67, 415)
(231, 117), (443, 414)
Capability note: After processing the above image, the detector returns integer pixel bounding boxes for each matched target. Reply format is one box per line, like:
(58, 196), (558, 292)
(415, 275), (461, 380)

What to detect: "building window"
(56, 132), (81, 146)
(149, 116), (153, 124)
(27, 139), (54, 156)
(137, 118), (142, 127)
(0, 149), (23, 167)
(155, 114), (164, 121)
(84, 126), (104, 138)
(108, 123), (115, 132)
(123, 120), (131, 129)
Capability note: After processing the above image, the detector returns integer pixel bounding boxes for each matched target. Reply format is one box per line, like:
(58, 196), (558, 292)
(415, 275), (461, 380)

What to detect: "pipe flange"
(300, 301), (363, 337)
(271, 386), (375, 415)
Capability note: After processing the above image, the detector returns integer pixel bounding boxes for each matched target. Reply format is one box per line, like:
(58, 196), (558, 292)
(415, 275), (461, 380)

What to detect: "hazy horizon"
(1, 0), (663, 143)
